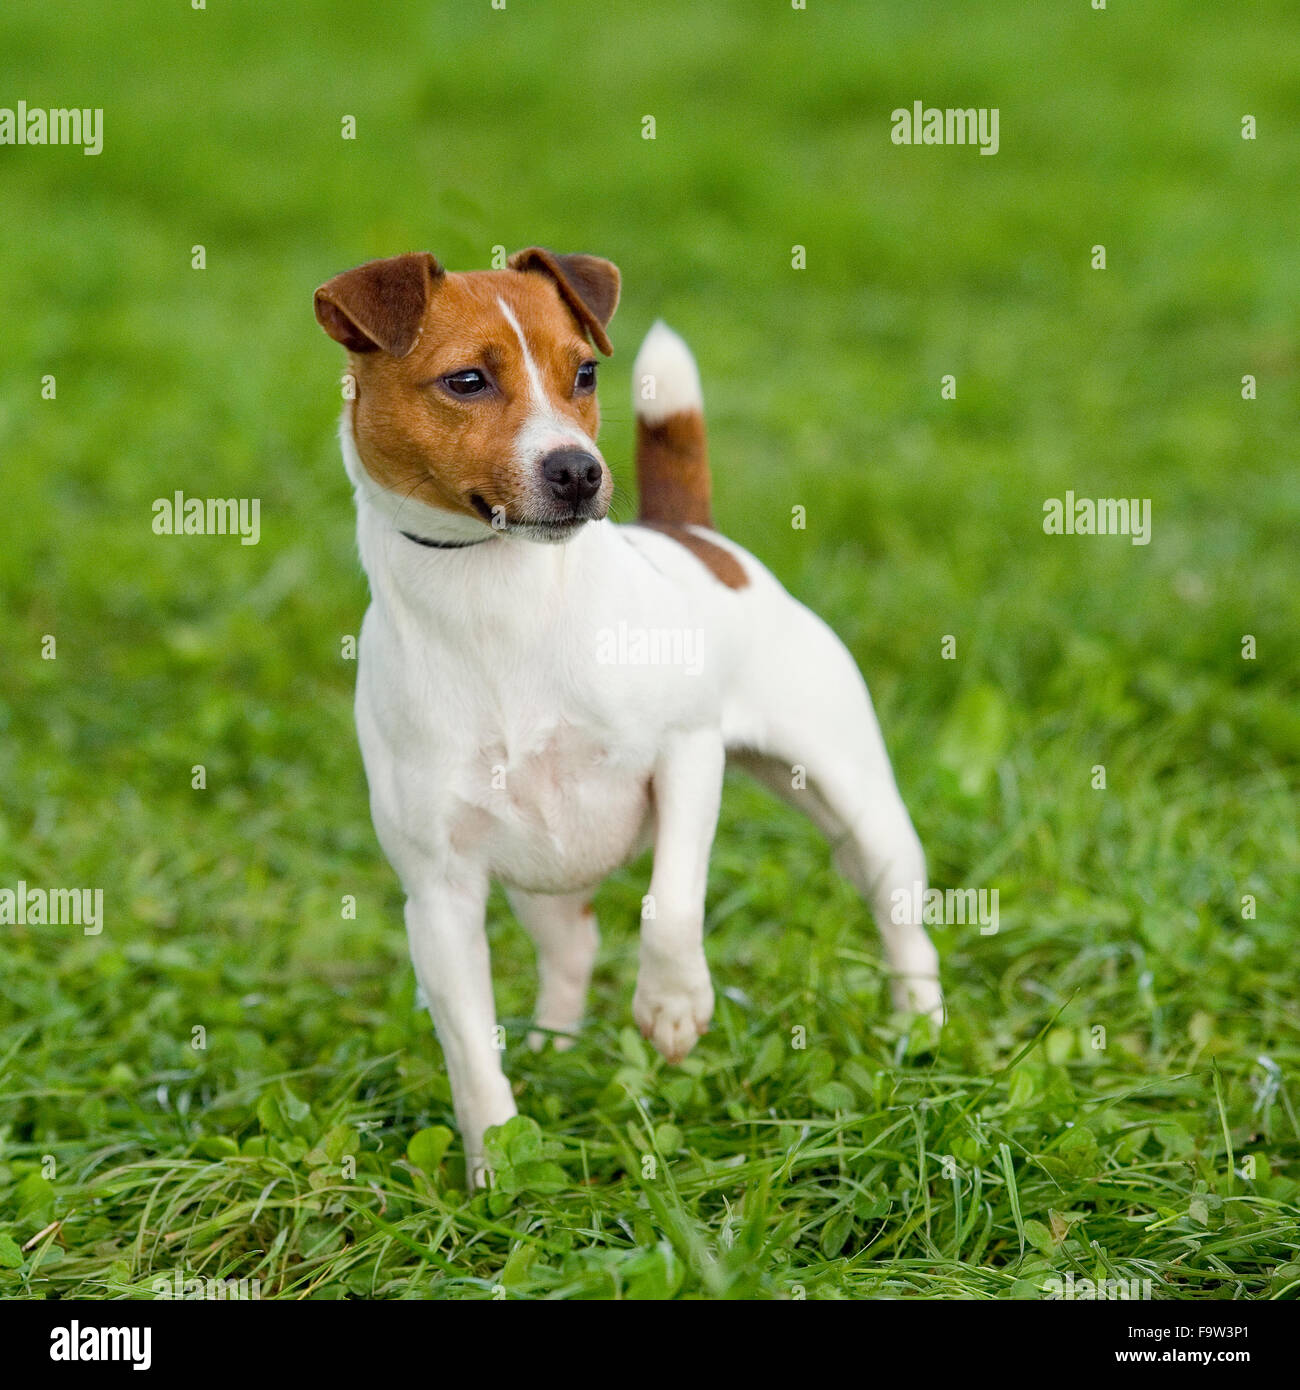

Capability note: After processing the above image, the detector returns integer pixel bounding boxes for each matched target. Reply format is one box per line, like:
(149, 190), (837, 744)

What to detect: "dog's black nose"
(541, 449), (603, 505)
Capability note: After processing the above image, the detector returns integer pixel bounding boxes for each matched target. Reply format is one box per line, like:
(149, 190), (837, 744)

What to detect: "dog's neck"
(340, 412), (593, 636)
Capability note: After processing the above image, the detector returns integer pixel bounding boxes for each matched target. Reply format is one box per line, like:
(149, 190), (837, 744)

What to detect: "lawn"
(0, 0), (1297, 1300)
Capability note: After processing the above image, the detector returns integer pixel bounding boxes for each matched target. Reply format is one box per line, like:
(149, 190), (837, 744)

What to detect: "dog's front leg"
(404, 873), (515, 1184)
(633, 729), (724, 1062)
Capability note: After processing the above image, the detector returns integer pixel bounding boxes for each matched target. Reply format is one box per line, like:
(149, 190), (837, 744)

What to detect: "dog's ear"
(314, 252), (444, 357)
(508, 247), (620, 355)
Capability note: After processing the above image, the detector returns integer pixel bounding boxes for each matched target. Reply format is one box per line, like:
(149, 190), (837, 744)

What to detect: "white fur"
(497, 295), (602, 473)
(631, 319), (703, 424)
(342, 327), (941, 1182)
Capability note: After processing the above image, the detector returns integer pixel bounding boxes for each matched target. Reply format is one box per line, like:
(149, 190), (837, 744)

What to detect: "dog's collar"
(400, 530), (493, 550)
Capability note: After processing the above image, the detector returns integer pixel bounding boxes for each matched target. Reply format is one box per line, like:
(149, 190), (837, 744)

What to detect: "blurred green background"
(0, 1), (1297, 1300)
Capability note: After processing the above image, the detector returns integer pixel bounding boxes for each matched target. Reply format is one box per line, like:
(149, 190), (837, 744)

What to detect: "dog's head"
(315, 248), (620, 543)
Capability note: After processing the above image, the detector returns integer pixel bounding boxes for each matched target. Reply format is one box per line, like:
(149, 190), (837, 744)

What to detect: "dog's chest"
(451, 718), (653, 893)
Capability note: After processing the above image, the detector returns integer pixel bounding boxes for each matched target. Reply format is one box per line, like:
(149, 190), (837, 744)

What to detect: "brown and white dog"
(314, 248), (942, 1180)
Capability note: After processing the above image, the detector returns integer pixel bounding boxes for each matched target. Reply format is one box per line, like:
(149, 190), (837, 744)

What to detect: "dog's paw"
(461, 1090), (519, 1189)
(891, 974), (945, 1027)
(633, 967), (714, 1064)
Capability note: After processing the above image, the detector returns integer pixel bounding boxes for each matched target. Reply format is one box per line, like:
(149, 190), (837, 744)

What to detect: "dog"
(314, 248), (943, 1180)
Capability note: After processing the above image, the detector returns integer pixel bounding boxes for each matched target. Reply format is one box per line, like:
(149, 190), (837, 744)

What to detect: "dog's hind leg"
(733, 741), (943, 1022)
(507, 888), (600, 1052)
(819, 769), (943, 1023)
(729, 609), (943, 1023)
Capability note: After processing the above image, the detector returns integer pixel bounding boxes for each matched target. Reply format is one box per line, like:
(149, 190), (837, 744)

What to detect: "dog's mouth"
(469, 492), (604, 543)
(507, 513), (595, 545)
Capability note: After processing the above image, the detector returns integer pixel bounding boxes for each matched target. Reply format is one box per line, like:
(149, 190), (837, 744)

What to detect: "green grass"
(1, 0), (1298, 1299)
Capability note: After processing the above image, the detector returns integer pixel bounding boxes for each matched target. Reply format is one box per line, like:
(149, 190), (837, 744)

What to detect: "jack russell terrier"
(314, 248), (943, 1180)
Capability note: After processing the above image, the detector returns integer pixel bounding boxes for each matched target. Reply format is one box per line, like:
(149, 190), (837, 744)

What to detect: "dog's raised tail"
(633, 321), (713, 527)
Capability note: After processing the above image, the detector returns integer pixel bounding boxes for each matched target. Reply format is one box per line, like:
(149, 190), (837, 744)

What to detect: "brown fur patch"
(638, 521), (749, 590)
(315, 253), (442, 358)
(336, 269), (603, 523)
(508, 248), (620, 356)
(635, 411), (713, 528)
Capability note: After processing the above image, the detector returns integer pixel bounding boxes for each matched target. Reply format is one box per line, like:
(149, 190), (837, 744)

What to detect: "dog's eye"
(574, 361), (598, 395)
(442, 369), (490, 397)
